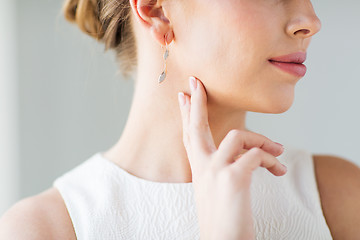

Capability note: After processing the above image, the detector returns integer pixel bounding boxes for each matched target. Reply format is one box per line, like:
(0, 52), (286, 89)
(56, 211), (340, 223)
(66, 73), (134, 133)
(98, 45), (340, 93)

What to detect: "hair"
(62, 0), (137, 79)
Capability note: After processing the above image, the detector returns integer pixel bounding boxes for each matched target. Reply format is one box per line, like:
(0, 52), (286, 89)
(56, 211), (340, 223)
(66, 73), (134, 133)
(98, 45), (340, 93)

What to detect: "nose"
(286, 1), (322, 39)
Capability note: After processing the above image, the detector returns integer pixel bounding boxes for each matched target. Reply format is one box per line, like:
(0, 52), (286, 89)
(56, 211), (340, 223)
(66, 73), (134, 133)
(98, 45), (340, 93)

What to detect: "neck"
(104, 73), (247, 183)
(103, 37), (248, 183)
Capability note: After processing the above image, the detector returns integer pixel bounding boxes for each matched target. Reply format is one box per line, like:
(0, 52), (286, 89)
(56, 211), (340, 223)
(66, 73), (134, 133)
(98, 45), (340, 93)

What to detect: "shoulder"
(0, 187), (76, 240)
(313, 154), (360, 239)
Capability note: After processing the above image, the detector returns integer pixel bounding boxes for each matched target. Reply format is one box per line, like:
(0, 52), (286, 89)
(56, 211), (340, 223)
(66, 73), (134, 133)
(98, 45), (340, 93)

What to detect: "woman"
(1, 0), (360, 239)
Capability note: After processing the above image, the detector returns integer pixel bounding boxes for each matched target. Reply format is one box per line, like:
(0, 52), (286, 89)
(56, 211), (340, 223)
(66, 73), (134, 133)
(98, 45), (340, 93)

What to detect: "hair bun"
(62, 0), (136, 78)
(63, 0), (104, 40)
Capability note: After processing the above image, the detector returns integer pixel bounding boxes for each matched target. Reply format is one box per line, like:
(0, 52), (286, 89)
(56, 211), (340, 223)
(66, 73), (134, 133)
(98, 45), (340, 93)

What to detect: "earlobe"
(130, 0), (174, 46)
(150, 24), (174, 45)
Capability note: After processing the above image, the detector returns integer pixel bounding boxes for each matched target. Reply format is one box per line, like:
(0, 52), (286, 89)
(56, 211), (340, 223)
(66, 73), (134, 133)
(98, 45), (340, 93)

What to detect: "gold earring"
(158, 39), (170, 84)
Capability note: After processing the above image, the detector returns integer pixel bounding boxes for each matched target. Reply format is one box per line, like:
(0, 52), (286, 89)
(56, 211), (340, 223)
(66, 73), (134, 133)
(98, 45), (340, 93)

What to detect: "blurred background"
(1, 0), (359, 215)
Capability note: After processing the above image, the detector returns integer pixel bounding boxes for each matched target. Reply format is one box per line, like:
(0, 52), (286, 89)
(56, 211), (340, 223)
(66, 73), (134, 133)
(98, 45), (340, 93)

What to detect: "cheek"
(172, 0), (293, 112)
(180, 2), (272, 74)
(175, 11), (260, 81)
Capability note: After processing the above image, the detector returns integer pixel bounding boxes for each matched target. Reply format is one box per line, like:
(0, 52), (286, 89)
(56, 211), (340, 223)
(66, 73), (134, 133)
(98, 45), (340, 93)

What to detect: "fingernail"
(189, 76), (197, 92)
(275, 142), (284, 149)
(281, 164), (287, 171)
(178, 92), (186, 106)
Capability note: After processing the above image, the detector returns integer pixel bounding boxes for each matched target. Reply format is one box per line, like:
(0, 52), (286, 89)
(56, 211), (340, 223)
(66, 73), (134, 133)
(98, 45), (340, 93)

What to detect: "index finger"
(177, 77), (216, 172)
(188, 77), (217, 156)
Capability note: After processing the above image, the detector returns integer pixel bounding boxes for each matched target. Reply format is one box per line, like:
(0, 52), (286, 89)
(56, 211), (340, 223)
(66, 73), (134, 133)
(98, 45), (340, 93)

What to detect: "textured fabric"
(53, 145), (333, 240)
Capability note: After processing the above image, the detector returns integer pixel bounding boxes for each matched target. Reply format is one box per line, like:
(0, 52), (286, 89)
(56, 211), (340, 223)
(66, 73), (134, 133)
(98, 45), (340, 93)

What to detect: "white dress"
(53, 145), (333, 239)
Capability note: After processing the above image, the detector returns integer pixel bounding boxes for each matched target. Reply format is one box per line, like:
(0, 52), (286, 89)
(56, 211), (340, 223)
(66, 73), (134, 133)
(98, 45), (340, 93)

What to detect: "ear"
(129, 0), (174, 46)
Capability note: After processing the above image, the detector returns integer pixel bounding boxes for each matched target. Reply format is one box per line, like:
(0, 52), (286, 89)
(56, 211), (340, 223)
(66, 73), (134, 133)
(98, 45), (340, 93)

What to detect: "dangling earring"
(158, 39), (170, 84)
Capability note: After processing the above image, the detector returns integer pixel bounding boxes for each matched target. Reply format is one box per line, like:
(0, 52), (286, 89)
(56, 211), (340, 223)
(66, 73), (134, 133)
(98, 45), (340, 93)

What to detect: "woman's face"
(169, 0), (321, 113)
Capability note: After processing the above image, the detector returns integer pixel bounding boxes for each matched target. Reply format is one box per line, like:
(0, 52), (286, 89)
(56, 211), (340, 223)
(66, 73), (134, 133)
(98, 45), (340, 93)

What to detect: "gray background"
(1, 0), (359, 214)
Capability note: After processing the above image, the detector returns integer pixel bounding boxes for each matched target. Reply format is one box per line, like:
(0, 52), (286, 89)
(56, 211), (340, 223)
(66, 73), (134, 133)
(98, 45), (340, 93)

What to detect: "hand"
(177, 76), (287, 240)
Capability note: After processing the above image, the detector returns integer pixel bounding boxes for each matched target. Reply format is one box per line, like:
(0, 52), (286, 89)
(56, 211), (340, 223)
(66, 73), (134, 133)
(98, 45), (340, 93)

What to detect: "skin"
(178, 77), (288, 239)
(1, 0), (360, 239)
(104, 0), (321, 183)
(103, 0), (360, 237)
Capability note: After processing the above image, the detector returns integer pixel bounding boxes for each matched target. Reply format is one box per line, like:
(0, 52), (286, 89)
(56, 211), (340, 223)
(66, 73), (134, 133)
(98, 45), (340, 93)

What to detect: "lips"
(268, 52), (307, 77)
(269, 52), (307, 64)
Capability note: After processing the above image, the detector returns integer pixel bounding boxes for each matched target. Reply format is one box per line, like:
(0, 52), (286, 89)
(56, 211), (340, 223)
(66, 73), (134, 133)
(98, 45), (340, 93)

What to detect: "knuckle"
(263, 138), (274, 147)
(198, 121), (210, 129)
(232, 158), (249, 173)
(246, 130), (269, 141)
(228, 129), (240, 135)
(190, 121), (209, 132)
(226, 129), (239, 139)
(248, 147), (263, 156)
(227, 129), (243, 138)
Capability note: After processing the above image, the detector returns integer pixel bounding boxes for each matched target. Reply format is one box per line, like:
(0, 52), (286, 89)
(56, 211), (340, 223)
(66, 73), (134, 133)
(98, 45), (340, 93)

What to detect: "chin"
(247, 96), (295, 114)
(270, 103), (293, 114)
(268, 97), (295, 114)
(267, 86), (296, 113)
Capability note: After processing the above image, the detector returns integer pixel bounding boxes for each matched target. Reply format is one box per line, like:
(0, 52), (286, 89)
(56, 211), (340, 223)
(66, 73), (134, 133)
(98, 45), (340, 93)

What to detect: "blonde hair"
(63, 0), (137, 79)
